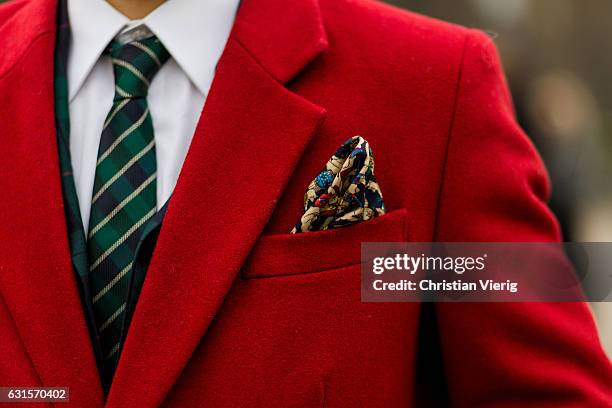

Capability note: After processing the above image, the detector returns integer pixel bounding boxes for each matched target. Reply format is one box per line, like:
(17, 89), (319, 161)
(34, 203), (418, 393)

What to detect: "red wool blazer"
(0, 0), (610, 406)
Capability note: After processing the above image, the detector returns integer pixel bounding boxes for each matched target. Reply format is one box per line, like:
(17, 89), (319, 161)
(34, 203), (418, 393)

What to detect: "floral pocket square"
(291, 136), (385, 233)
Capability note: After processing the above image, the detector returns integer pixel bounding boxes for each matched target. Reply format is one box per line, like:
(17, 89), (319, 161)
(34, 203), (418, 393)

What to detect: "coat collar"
(0, 0), (329, 84)
(231, 0), (329, 83)
(0, 0), (328, 407)
(0, 0), (56, 78)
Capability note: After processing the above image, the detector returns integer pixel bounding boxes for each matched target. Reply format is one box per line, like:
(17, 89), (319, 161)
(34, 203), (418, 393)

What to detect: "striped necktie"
(86, 35), (170, 389)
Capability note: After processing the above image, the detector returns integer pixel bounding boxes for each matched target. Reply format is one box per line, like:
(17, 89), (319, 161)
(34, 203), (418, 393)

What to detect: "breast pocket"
(242, 208), (409, 279)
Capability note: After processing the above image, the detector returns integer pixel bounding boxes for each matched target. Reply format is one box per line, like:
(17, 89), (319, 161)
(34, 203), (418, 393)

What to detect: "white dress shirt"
(67, 0), (240, 230)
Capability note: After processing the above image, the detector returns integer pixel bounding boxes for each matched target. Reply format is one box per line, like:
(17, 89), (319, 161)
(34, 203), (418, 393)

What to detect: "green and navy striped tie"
(86, 35), (170, 387)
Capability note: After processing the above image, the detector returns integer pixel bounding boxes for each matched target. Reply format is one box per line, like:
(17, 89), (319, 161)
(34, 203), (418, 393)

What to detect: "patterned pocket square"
(292, 136), (385, 233)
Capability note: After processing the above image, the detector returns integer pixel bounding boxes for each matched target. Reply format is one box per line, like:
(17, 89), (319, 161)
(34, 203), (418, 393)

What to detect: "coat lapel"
(0, 0), (104, 406)
(106, 0), (328, 406)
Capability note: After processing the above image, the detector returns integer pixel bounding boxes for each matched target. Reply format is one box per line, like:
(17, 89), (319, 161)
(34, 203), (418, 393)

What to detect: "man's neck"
(106, 0), (166, 20)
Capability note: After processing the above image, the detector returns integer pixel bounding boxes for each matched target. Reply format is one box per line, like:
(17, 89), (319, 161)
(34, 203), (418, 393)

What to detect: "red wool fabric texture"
(0, 0), (610, 407)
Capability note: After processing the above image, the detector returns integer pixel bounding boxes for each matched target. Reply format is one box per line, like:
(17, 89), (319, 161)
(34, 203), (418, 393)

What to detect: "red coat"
(0, 0), (610, 406)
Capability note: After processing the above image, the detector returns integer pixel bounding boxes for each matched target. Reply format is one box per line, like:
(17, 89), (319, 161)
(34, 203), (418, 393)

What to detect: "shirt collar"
(67, 0), (240, 101)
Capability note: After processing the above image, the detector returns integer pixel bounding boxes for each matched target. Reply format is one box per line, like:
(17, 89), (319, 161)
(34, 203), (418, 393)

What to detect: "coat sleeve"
(433, 29), (612, 407)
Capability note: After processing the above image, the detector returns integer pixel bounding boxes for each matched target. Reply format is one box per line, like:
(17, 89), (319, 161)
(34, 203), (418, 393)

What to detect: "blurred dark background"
(386, 0), (612, 356)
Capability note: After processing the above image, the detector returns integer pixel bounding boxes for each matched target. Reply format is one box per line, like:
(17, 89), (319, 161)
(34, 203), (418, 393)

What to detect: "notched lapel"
(1, 0), (328, 407)
(106, 36), (327, 408)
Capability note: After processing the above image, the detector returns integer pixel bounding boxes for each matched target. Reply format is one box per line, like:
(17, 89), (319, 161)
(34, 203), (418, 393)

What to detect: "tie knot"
(107, 35), (170, 100)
